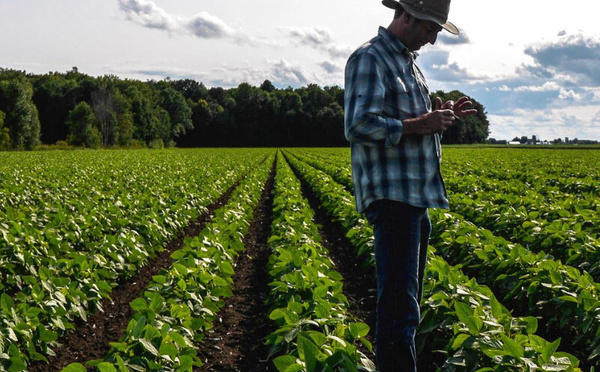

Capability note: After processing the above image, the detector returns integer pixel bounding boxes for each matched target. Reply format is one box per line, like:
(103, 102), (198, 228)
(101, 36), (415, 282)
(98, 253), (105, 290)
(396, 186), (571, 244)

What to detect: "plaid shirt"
(344, 27), (449, 212)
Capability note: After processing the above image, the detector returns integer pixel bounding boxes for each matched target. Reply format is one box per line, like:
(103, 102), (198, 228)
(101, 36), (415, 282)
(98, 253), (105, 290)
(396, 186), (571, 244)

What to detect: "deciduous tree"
(66, 101), (102, 148)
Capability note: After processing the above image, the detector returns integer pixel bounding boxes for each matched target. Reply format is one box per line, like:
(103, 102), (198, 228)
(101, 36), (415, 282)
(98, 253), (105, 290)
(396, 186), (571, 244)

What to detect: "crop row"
(265, 153), (374, 371)
(447, 190), (600, 279)
(291, 148), (600, 366)
(283, 149), (581, 371)
(0, 149), (268, 370)
(441, 148), (600, 197)
(428, 208), (600, 366)
(61, 153), (274, 371)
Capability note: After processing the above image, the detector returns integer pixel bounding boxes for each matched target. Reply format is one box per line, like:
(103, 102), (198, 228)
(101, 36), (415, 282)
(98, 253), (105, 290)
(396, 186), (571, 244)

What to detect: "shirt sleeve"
(344, 51), (403, 148)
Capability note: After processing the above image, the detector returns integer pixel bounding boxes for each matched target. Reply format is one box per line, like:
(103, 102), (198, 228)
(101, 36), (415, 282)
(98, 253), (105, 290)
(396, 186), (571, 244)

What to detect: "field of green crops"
(1, 147), (600, 372)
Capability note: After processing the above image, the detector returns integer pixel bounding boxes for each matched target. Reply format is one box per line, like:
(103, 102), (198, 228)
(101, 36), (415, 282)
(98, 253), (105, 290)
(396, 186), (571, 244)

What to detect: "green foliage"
(98, 151), (272, 370)
(266, 153), (375, 371)
(0, 109), (9, 150)
(66, 101), (101, 148)
(4, 147), (594, 371)
(1, 69), (494, 149)
(284, 148), (582, 371)
(0, 75), (41, 150)
(0, 148), (269, 369)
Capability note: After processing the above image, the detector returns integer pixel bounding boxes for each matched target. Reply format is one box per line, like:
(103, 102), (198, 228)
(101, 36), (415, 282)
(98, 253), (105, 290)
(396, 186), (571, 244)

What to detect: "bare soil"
(29, 179), (242, 372)
(194, 159), (276, 372)
(30, 154), (427, 371)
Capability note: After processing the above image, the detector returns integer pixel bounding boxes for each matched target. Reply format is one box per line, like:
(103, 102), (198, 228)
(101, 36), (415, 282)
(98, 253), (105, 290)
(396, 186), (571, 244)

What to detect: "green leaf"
(273, 355), (298, 371)
(451, 334), (471, 350)
(454, 302), (473, 324)
(108, 342), (127, 352)
(39, 327), (59, 342)
(557, 295), (579, 303)
(541, 338), (561, 364)
(97, 362), (118, 372)
(349, 322), (370, 338)
(159, 342), (178, 358)
(269, 308), (286, 321)
(130, 298), (148, 312)
(501, 335), (524, 358)
(465, 316), (483, 335)
(1, 293), (14, 314)
(152, 275), (167, 284)
(212, 275), (229, 287)
(521, 316), (538, 335)
(177, 355), (194, 371)
(132, 316), (146, 339)
(314, 302), (330, 318)
(297, 334), (320, 372)
(139, 338), (159, 356)
(115, 355), (129, 372)
(60, 363), (88, 372)
(490, 295), (504, 320)
(219, 261), (235, 276)
(170, 332), (188, 348)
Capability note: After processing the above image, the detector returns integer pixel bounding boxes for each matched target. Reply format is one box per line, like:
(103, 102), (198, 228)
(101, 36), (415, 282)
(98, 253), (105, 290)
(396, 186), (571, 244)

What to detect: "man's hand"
(403, 104), (455, 135)
(437, 96), (478, 118)
(422, 108), (456, 134)
(403, 95), (478, 136)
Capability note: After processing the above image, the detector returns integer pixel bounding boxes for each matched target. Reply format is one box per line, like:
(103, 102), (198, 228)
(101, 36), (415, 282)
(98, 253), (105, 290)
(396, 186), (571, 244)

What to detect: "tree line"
(0, 67), (489, 150)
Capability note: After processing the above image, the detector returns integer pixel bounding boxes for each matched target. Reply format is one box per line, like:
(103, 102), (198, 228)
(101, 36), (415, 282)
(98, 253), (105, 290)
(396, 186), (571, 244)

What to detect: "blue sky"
(1, 0), (599, 141)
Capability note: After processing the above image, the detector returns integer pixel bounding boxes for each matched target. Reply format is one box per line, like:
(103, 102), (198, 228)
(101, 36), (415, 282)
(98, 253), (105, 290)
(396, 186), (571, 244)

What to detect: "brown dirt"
(29, 179), (242, 372)
(284, 154), (445, 371)
(29, 154), (394, 371)
(282, 154), (377, 361)
(195, 158), (276, 372)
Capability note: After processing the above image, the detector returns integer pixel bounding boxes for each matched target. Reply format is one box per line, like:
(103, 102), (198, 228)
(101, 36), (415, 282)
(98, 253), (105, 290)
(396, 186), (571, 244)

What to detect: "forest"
(0, 67), (489, 150)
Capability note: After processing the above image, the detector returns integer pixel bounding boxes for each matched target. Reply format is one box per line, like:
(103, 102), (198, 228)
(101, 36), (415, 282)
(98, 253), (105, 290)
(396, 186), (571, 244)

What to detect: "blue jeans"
(365, 200), (431, 372)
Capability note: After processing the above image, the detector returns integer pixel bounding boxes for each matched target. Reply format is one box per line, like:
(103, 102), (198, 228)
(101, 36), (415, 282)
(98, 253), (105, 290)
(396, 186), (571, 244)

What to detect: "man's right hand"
(403, 108), (456, 135)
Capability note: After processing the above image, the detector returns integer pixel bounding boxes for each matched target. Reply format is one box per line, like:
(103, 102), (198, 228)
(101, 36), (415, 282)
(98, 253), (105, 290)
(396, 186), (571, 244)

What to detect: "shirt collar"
(377, 26), (419, 59)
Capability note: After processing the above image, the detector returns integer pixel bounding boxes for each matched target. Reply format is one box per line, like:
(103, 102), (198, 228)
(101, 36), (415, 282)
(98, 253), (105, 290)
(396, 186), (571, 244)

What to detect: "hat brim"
(381, 0), (460, 35)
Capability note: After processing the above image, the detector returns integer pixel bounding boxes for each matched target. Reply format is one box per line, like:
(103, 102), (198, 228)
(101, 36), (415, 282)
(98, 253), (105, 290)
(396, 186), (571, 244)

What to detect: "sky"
(1, 0), (599, 142)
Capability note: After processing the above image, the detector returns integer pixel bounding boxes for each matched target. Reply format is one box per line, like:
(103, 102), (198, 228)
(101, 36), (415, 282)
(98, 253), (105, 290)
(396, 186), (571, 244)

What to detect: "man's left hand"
(436, 96), (478, 119)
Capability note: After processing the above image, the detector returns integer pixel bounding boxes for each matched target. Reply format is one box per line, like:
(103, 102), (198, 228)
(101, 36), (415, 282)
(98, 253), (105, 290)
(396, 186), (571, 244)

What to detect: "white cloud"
(437, 30), (471, 45)
(320, 61), (338, 74)
(118, 0), (255, 44)
(286, 27), (332, 47)
(186, 12), (237, 39)
(558, 89), (582, 101)
(488, 105), (600, 141)
(118, 0), (177, 31)
(514, 81), (560, 93)
(524, 32), (600, 86)
(283, 26), (353, 59)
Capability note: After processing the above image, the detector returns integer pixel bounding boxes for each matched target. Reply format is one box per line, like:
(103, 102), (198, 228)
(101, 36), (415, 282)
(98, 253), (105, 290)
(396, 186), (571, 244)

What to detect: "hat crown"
(400, 0), (450, 23)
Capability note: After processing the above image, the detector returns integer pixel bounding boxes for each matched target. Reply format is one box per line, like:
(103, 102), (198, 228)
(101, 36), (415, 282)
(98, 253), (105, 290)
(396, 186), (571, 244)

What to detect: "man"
(344, 1), (476, 371)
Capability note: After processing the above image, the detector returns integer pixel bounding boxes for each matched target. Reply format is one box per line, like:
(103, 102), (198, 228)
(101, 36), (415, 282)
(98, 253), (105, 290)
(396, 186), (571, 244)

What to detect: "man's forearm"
(402, 116), (428, 136)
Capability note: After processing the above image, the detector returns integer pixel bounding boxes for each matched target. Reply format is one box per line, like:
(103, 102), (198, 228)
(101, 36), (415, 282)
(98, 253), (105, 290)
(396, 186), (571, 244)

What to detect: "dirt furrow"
(285, 154), (446, 372)
(195, 158), (276, 372)
(29, 179), (243, 372)
(283, 154), (377, 359)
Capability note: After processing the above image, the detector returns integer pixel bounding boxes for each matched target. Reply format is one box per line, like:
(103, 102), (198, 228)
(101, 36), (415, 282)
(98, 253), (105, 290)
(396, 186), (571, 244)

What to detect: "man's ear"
(402, 11), (416, 25)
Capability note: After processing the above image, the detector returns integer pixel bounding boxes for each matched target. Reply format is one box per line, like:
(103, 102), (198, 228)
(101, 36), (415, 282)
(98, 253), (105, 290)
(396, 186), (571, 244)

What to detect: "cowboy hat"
(382, 0), (460, 35)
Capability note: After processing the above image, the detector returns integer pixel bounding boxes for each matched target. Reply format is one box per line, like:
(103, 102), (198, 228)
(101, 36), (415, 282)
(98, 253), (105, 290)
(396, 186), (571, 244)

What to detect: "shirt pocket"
(384, 78), (412, 118)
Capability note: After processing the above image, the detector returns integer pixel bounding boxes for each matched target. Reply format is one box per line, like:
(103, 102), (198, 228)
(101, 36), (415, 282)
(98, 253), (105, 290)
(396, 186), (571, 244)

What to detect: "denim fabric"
(365, 199), (431, 372)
